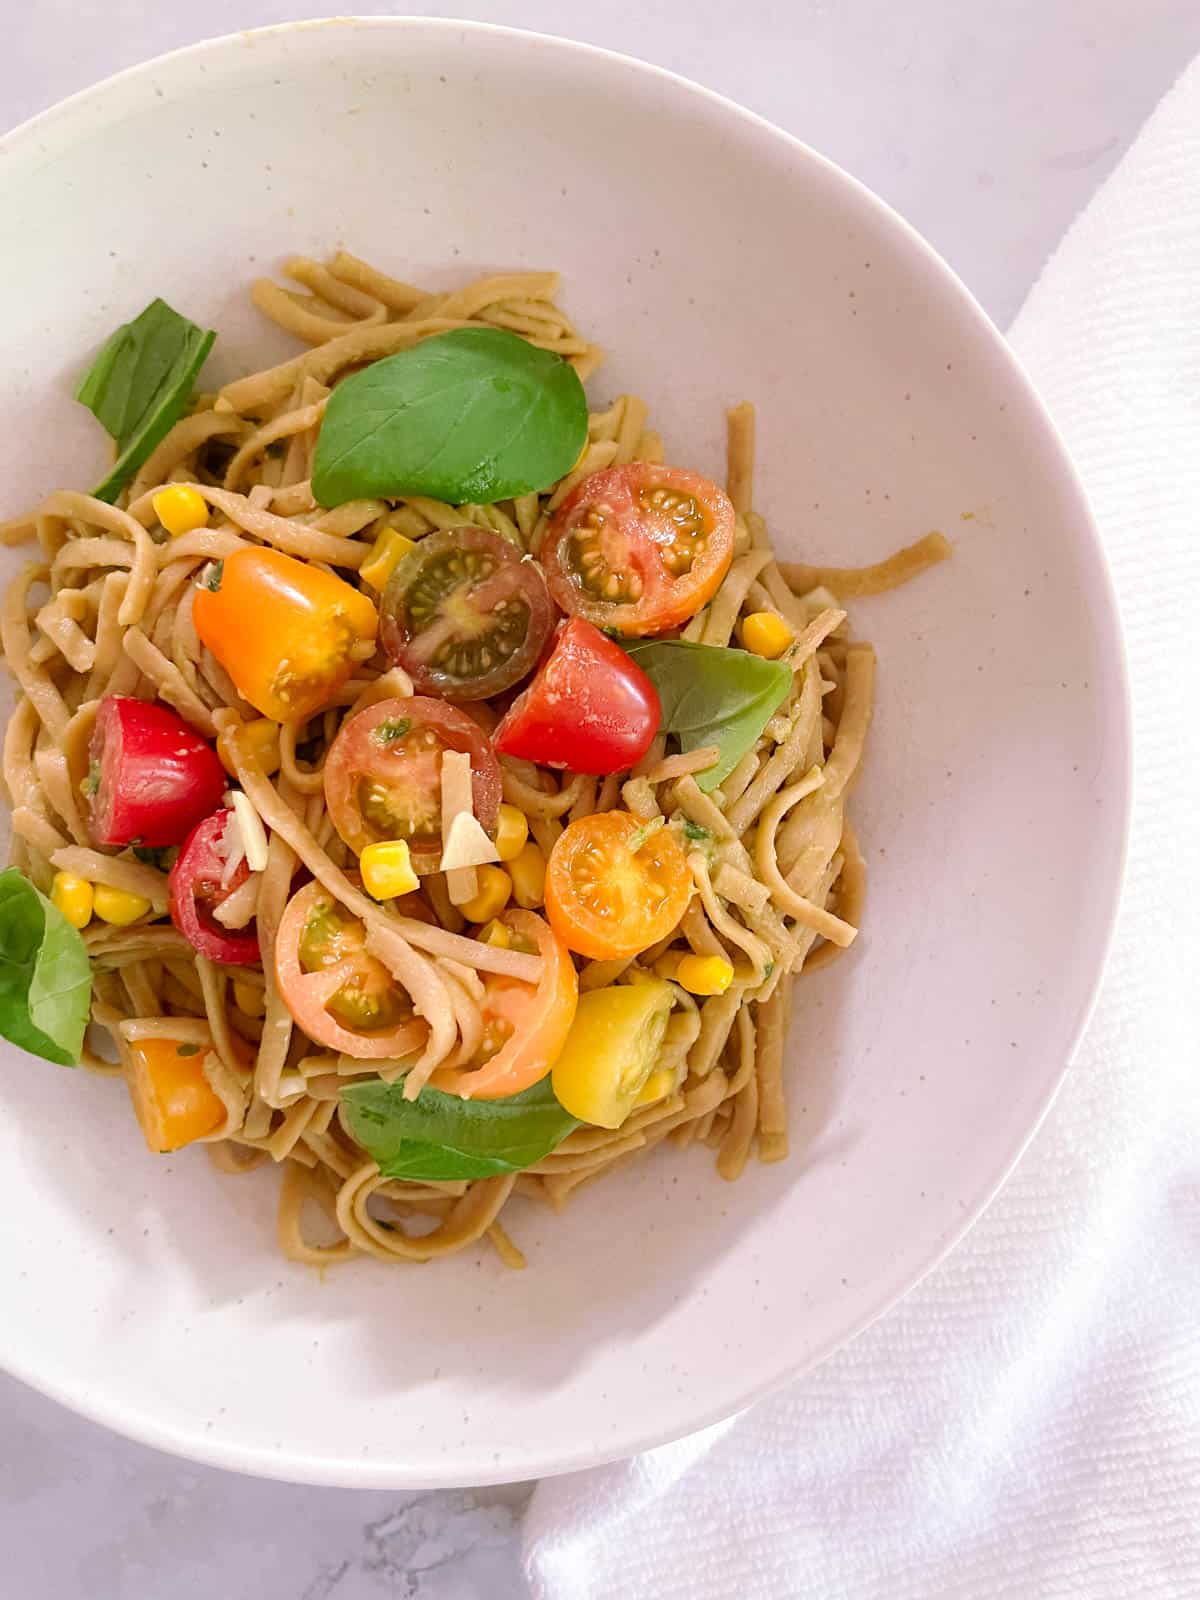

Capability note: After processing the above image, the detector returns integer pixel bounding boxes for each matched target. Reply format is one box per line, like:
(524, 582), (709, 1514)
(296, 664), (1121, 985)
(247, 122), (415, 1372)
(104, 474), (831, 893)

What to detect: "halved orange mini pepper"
(193, 547), (378, 723)
(125, 1035), (226, 1153)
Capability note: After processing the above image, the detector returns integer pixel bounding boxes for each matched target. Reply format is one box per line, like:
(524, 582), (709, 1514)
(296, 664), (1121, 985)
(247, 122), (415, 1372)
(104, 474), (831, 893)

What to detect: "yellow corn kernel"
(92, 883), (152, 926)
(360, 839), (420, 900)
(675, 954), (735, 996)
(359, 527), (416, 593)
(152, 484), (209, 537)
(220, 718), (281, 778)
(459, 866), (512, 925)
(493, 803), (529, 863)
(50, 871), (93, 930)
(477, 919), (511, 949)
(508, 840), (546, 909)
(741, 611), (794, 660)
(232, 979), (265, 1018)
(636, 1067), (676, 1106)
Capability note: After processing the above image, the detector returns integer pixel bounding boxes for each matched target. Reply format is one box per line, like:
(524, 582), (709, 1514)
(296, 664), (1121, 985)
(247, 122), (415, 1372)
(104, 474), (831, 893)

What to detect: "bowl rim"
(0, 14), (1132, 1488)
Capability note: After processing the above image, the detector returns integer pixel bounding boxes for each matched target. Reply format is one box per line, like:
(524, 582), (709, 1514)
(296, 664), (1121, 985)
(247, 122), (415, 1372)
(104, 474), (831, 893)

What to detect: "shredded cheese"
(229, 789), (270, 873)
(441, 810), (500, 872)
(439, 751), (481, 905)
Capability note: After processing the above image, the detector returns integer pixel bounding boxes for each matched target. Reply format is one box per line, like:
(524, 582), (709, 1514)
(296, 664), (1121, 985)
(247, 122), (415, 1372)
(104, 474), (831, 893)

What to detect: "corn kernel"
(359, 527), (416, 592)
(636, 1067), (676, 1106)
(741, 611), (794, 660)
(477, 919), (511, 949)
(508, 841), (546, 909)
(232, 979), (265, 1018)
(493, 804), (529, 863)
(360, 839), (420, 900)
(152, 484), (209, 537)
(459, 865), (512, 925)
(92, 883), (152, 926)
(220, 718), (280, 778)
(51, 871), (93, 930)
(675, 954), (735, 996)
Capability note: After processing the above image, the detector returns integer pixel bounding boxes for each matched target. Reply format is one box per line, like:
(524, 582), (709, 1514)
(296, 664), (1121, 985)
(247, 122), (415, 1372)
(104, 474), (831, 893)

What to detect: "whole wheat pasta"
(0, 250), (947, 1271)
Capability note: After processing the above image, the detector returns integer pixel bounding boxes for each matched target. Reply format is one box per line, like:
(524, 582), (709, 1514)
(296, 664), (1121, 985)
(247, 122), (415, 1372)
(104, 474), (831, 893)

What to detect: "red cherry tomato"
(493, 619), (660, 775)
(541, 463), (736, 637)
(168, 809), (262, 966)
(323, 696), (502, 868)
(88, 696), (227, 849)
(379, 526), (554, 702)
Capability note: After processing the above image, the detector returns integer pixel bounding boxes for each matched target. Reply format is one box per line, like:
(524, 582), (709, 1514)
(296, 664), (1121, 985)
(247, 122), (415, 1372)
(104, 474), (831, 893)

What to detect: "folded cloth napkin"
(523, 56), (1200, 1600)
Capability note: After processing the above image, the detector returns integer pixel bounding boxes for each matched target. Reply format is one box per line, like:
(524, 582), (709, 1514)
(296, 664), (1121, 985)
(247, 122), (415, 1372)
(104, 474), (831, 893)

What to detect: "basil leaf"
(312, 327), (588, 508)
(625, 639), (793, 792)
(341, 1073), (578, 1181)
(0, 869), (92, 1067)
(76, 297), (216, 503)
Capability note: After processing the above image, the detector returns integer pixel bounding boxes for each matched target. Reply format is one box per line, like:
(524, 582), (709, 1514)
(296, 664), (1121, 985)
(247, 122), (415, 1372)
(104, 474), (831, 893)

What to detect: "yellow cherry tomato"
(551, 978), (675, 1128)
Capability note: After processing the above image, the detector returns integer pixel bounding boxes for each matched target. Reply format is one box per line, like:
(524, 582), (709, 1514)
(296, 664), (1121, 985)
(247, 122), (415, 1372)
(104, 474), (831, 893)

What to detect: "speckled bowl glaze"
(0, 19), (1128, 1487)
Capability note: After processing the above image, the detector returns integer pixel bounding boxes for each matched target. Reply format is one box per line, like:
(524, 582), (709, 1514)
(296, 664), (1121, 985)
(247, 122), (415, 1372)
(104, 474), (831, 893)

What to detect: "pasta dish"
(0, 253), (948, 1268)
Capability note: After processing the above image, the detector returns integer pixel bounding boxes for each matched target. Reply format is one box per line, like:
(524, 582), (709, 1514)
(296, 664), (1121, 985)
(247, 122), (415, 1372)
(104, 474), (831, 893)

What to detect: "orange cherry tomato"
(432, 909), (578, 1100)
(541, 463), (736, 637)
(192, 547), (377, 723)
(125, 1034), (225, 1153)
(545, 811), (691, 960)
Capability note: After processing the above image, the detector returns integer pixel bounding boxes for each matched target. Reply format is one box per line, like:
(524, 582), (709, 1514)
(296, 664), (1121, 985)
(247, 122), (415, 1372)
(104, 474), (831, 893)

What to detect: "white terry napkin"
(523, 56), (1200, 1600)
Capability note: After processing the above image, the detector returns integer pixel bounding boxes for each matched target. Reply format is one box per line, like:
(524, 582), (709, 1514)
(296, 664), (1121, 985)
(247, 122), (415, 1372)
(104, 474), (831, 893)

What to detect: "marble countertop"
(3, 3), (1198, 1595)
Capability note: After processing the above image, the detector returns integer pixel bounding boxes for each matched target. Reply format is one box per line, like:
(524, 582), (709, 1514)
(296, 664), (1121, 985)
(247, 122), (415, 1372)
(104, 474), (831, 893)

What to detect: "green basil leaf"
(76, 297), (216, 503)
(0, 869), (92, 1067)
(312, 327), (588, 508)
(341, 1073), (578, 1181)
(625, 639), (793, 792)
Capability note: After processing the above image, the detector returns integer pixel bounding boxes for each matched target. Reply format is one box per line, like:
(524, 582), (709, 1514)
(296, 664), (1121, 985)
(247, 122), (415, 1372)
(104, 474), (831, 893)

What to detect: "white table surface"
(3, 4), (1197, 1596)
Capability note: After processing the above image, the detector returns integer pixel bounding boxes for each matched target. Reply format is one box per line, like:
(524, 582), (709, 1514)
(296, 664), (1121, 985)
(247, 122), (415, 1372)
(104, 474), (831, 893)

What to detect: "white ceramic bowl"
(0, 19), (1128, 1488)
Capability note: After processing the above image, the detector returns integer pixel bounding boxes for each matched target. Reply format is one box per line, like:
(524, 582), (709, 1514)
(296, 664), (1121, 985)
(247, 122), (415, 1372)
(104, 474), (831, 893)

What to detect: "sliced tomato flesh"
(275, 881), (427, 1059)
(323, 696), (501, 867)
(545, 811), (692, 960)
(380, 526), (554, 701)
(432, 909), (578, 1100)
(541, 464), (736, 637)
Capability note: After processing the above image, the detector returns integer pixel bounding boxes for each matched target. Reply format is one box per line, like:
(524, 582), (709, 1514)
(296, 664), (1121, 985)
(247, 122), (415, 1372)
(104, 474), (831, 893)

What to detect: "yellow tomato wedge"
(125, 1035), (225, 1153)
(551, 978), (675, 1129)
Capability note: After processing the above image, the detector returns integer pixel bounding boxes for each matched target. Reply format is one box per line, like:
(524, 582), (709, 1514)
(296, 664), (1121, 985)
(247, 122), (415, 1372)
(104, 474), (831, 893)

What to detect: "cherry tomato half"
(432, 910), (578, 1100)
(541, 464), (736, 637)
(274, 881), (429, 1059)
(168, 809), (262, 966)
(380, 526), (554, 702)
(545, 811), (691, 960)
(193, 547), (378, 724)
(323, 696), (501, 869)
(88, 696), (227, 849)
(493, 619), (660, 775)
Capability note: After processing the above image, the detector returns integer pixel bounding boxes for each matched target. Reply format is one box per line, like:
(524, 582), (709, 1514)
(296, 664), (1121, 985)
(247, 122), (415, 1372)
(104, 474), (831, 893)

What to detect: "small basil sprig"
(341, 1073), (578, 1182)
(624, 639), (793, 792)
(76, 297), (216, 503)
(312, 327), (588, 508)
(0, 870), (92, 1067)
